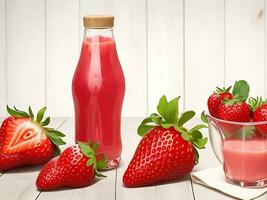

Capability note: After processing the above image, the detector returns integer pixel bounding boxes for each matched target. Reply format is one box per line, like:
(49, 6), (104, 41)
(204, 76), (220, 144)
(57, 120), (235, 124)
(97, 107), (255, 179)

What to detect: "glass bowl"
(207, 113), (267, 187)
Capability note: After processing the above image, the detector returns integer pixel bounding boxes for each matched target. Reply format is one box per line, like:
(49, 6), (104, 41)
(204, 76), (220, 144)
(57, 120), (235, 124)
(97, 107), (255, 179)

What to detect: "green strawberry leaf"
(193, 147), (199, 164)
(46, 131), (60, 139)
(181, 132), (190, 141)
(82, 150), (94, 157)
(161, 123), (173, 129)
(137, 124), (156, 136)
(232, 80), (250, 101)
(140, 117), (153, 124)
(46, 131), (66, 154)
(173, 124), (187, 134)
(223, 96), (243, 106)
(80, 146), (94, 157)
(13, 106), (19, 111)
(13, 106), (30, 117)
(189, 124), (207, 132)
(37, 107), (46, 122)
(225, 86), (232, 92)
(215, 86), (232, 94)
(191, 130), (203, 140)
(28, 106), (34, 119)
(157, 95), (168, 120)
(78, 141), (107, 178)
(150, 113), (162, 125)
(164, 97), (180, 124)
(248, 97), (266, 112)
(192, 138), (208, 149)
(156, 96), (180, 124)
(92, 142), (99, 151)
(78, 142), (93, 152)
(48, 130), (65, 137)
(86, 158), (95, 166)
(96, 154), (108, 170)
(178, 111), (195, 126)
(49, 135), (66, 145)
(201, 111), (208, 124)
(7, 105), (29, 118)
(54, 145), (61, 156)
(41, 117), (50, 126)
(137, 117), (157, 136)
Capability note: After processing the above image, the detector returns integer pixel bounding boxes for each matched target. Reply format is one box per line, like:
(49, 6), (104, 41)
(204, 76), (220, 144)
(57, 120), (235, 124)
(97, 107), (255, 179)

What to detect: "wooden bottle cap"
(83, 15), (114, 28)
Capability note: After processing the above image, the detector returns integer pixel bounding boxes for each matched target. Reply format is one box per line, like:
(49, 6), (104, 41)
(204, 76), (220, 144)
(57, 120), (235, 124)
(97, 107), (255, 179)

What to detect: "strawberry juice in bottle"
(72, 16), (125, 168)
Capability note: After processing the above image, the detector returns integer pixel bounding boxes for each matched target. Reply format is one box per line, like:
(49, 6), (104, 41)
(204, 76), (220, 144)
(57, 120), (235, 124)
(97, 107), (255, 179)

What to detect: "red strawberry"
(123, 96), (207, 187)
(217, 100), (250, 135)
(0, 106), (66, 171)
(36, 142), (107, 190)
(210, 80), (251, 136)
(208, 86), (232, 118)
(218, 102), (250, 122)
(250, 97), (267, 135)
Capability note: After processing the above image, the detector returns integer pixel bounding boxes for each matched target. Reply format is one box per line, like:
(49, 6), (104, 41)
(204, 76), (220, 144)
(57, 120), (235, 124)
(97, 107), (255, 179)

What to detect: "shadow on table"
(1, 164), (44, 174)
(37, 180), (104, 193)
(121, 174), (192, 188)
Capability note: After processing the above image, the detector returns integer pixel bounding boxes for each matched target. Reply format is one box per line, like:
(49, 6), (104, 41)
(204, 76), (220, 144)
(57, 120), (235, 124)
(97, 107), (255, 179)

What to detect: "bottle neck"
(83, 27), (114, 41)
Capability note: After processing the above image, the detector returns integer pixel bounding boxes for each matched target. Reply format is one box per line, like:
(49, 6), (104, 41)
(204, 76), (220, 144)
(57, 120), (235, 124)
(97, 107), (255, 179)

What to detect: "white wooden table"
(0, 117), (266, 200)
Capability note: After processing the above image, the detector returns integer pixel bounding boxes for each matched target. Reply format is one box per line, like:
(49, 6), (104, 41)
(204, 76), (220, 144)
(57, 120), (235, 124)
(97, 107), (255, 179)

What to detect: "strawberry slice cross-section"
(0, 106), (66, 171)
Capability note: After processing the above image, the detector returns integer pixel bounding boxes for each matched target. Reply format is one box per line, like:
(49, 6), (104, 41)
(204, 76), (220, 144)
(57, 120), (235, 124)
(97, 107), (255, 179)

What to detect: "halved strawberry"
(0, 106), (66, 171)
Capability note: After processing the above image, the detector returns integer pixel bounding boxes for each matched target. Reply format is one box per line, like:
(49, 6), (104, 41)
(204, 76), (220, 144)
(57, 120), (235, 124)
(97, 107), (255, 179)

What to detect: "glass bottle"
(72, 16), (125, 168)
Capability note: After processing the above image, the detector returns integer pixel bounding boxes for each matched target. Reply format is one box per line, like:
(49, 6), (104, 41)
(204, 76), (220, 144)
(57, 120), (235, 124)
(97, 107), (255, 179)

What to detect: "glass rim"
(205, 111), (267, 126)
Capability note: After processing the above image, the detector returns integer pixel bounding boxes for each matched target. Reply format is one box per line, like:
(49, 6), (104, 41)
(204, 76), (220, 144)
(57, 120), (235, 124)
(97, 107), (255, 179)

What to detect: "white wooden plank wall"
(46, 0), (79, 116)
(225, 0), (265, 97)
(147, 0), (184, 114)
(114, 0), (147, 117)
(6, 0), (46, 112)
(0, 0), (6, 114)
(185, 0), (224, 113)
(0, 0), (266, 117)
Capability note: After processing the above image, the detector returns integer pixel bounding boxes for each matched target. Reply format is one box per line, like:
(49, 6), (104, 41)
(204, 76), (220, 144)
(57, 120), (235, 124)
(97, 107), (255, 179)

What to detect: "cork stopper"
(83, 15), (114, 28)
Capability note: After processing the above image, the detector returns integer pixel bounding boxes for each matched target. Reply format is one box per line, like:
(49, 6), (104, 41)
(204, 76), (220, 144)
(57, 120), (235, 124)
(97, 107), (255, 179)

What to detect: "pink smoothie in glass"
(223, 137), (267, 182)
(72, 36), (125, 163)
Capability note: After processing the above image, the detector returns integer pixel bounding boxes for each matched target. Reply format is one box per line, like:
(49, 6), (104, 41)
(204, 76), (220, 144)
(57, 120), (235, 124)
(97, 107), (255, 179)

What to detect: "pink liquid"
(72, 36), (125, 163)
(223, 137), (267, 182)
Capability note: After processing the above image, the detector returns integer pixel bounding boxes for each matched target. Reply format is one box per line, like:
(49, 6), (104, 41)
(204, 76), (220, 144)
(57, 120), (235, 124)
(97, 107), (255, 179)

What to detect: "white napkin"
(190, 166), (267, 200)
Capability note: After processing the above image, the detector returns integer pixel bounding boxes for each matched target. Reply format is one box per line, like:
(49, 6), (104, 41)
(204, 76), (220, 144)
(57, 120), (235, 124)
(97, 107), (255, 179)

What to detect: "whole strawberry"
(250, 97), (267, 135)
(208, 86), (232, 117)
(214, 80), (250, 135)
(218, 101), (250, 122)
(36, 142), (107, 190)
(123, 96), (207, 187)
(0, 106), (65, 171)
